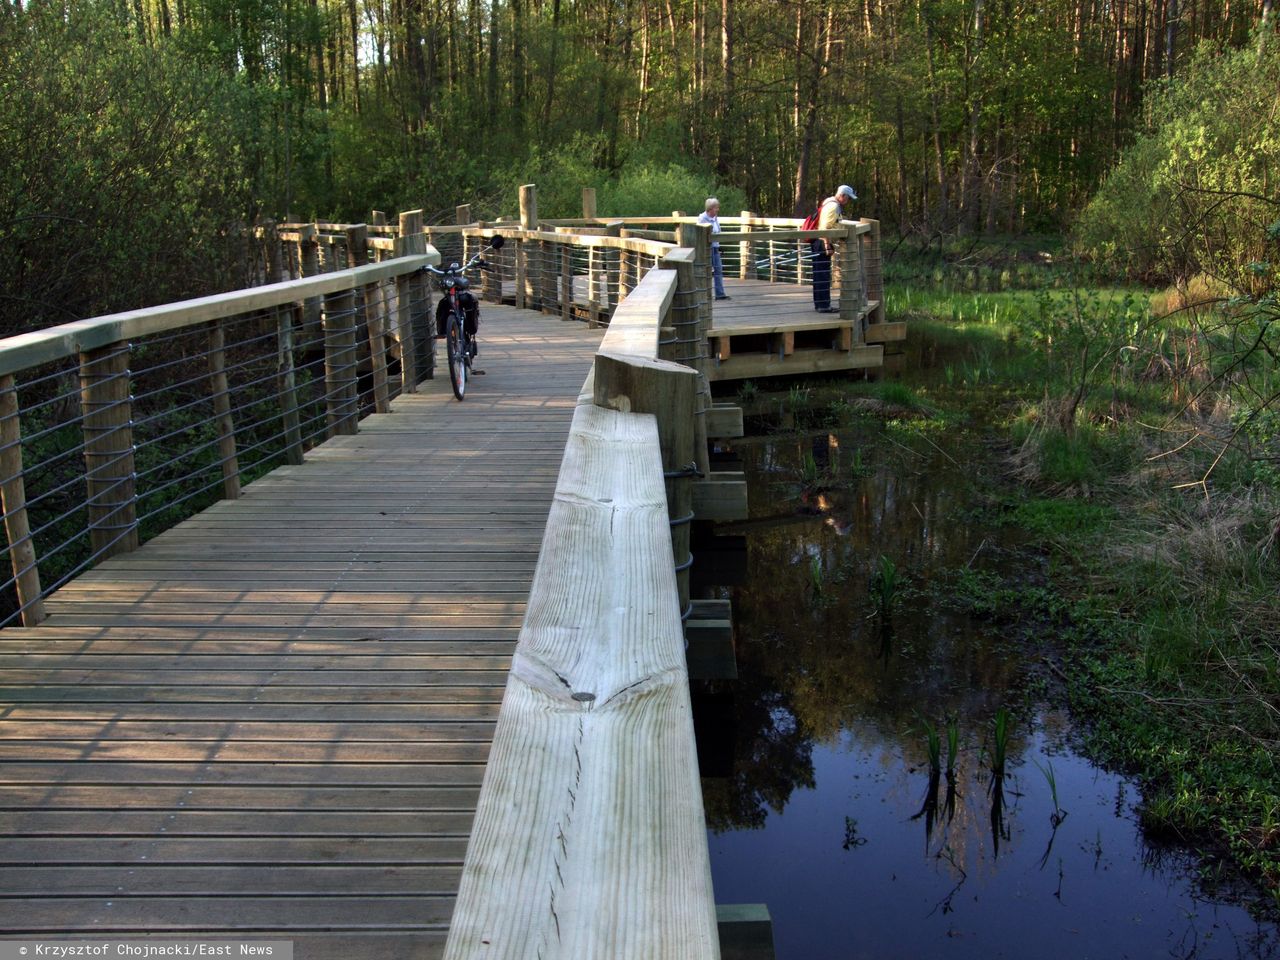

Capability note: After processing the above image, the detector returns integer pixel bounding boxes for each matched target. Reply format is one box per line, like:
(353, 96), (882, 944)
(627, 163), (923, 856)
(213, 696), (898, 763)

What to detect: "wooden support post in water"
(0, 375), (45, 625)
(582, 186), (597, 219)
(79, 342), (138, 560)
(322, 288), (360, 436)
(207, 320), (241, 500)
(275, 305), (304, 465)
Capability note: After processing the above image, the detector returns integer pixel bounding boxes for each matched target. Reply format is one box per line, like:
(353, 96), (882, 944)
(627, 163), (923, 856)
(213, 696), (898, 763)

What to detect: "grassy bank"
(737, 260), (1279, 910)
(899, 272), (1279, 909)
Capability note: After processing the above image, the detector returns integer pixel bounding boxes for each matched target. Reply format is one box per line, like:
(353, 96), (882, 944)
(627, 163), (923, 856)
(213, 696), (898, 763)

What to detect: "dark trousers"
(810, 240), (832, 309)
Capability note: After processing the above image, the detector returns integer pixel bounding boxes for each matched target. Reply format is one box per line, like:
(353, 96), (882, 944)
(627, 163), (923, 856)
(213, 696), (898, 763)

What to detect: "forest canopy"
(1, 0), (1276, 327)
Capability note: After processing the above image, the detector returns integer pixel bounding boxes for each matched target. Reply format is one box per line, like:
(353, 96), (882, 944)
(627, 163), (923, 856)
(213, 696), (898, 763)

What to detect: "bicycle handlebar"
(420, 240), (501, 278)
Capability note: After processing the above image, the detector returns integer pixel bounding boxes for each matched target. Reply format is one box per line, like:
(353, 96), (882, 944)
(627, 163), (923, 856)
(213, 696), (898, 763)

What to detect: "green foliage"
(598, 161), (746, 220)
(0, 0), (260, 331)
(1075, 37), (1280, 285)
(998, 497), (1117, 540)
(870, 555), (899, 615)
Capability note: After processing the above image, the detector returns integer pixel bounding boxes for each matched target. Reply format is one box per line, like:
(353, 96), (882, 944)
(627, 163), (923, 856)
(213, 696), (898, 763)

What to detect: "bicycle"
(421, 235), (505, 401)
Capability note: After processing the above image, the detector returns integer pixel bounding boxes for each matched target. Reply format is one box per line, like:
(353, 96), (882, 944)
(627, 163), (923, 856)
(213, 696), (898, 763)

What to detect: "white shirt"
(697, 211), (722, 248)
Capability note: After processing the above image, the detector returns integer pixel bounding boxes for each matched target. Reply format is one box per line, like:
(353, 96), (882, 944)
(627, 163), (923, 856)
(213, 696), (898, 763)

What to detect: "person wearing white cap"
(810, 184), (857, 313)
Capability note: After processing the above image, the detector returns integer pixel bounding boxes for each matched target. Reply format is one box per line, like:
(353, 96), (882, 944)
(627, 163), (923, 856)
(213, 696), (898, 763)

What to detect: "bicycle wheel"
(446, 313), (467, 401)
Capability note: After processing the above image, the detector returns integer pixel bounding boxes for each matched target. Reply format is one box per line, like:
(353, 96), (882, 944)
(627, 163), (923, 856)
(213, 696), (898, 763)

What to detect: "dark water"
(699, 414), (1279, 960)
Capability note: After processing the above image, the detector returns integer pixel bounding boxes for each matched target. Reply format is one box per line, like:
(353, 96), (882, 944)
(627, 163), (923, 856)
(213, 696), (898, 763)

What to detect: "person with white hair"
(697, 197), (729, 300)
(810, 184), (857, 313)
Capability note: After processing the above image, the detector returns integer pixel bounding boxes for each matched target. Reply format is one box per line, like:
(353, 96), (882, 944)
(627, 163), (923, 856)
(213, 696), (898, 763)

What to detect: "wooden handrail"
(0, 254), (438, 379)
(444, 268), (716, 960)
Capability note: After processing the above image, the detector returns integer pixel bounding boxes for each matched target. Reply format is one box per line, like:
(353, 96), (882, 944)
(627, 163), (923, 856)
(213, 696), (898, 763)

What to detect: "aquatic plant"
(842, 816), (868, 850)
(1035, 758), (1068, 827)
(848, 448), (870, 480)
(801, 450), (820, 487)
(738, 379), (758, 403)
(809, 555), (825, 597)
(871, 555), (899, 615)
(945, 717), (959, 781)
(921, 717), (941, 777)
(991, 707), (1010, 782)
(788, 384), (809, 411)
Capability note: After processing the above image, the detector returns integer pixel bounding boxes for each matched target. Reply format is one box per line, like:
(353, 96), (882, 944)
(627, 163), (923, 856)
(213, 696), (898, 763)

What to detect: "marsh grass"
(871, 555), (899, 617)
(894, 265), (1280, 902)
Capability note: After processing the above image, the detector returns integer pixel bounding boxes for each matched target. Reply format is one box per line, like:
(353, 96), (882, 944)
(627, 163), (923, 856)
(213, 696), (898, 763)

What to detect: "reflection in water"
(702, 419), (1279, 960)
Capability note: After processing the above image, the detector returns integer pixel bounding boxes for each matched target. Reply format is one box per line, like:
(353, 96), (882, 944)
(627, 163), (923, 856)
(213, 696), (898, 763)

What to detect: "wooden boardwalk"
(0, 306), (602, 957)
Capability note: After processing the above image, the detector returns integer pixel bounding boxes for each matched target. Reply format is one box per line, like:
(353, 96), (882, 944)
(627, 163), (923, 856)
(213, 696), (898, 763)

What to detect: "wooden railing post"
(539, 238), (558, 314)
(0, 375), (45, 624)
(263, 219), (283, 284)
(739, 210), (753, 280)
(586, 244), (601, 328)
(863, 218), (885, 324)
(560, 243), (572, 320)
(275, 305), (304, 466)
(208, 320), (241, 499)
(348, 224), (391, 414)
(594, 349), (698, 615)
(455, 204), (472, 225)
(79, 342), (138, 560)
(371, 210), (387, 227)
(395, 209), (427, 390)
(322, 287), (360, 436)
(670, 236), (712, 480)
(582, 186), (597, 219)
(838, 223), (864, 346)
(299, 225), (322, 347)
(604, 222), (622, 316)
(519, 185), (538, 309)
(693, 223), (713, 334)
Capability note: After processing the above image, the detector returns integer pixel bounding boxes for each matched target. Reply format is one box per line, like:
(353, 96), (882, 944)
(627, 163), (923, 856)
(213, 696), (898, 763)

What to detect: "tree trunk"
(544, 0), (562, 127)
(717, 0), (734, 175)
(487, 0), (499, 116)
(963, 0), (985, 232)
(924, 16), (948, 226)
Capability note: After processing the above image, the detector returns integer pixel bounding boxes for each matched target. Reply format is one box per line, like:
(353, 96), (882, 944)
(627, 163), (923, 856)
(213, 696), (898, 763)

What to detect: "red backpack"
(801, 201), (824, 231)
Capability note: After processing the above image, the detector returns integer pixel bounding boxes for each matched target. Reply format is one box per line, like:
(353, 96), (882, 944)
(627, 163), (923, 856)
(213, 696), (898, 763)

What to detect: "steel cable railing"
(0, 251), (435, 628)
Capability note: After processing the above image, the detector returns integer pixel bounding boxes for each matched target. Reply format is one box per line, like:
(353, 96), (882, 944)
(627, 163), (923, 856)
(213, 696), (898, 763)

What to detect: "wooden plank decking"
(707, 279), (888, 381)
(0, 306), (602, 958)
